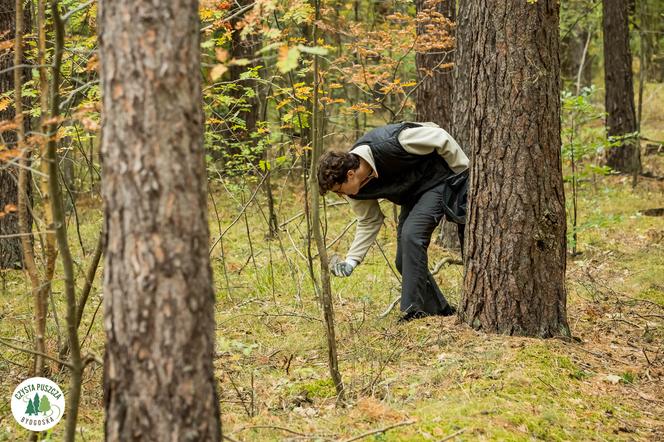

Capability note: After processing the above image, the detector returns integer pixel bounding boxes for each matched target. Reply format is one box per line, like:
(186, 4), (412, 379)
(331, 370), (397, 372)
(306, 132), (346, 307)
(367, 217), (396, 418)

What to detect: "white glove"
(330, 258), (358, 277)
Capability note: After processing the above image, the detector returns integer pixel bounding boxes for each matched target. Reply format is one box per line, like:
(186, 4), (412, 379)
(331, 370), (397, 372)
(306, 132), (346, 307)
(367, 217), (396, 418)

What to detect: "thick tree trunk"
(603, 0), (640, 173)
(99, 1), (222, 440)
(415, 0), (455, 129)
(456, 0), (570, 337)
(416, 0), (459, 250)
(0, 0), (29, 269)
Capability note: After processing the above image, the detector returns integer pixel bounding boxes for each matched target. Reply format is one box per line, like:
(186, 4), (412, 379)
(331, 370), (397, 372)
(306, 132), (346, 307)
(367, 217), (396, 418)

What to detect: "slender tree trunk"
(99, 0), (222, 439)
(561, 29), (593, 88)
(456, 0), (570, 337)
(0, 0), (29, 270)
(229, 0), (260, 137)
(11, 0), (48, 382)
(603, 0), (641, 174)
(310, 0), (344, 402)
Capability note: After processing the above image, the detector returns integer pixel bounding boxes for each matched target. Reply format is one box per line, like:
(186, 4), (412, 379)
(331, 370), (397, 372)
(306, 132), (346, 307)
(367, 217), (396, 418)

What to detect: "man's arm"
(345, 198), (385, 265)
(398, 123), (469, 173)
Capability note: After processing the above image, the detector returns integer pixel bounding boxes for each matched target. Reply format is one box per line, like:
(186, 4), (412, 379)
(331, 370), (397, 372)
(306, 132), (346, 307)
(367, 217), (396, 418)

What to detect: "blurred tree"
(415, 0), (459, 249)
(415, 0), (455, 128)
(0, 0), (30, 270)
(100, 0), (222, 439)
(603, 0), (641, 173)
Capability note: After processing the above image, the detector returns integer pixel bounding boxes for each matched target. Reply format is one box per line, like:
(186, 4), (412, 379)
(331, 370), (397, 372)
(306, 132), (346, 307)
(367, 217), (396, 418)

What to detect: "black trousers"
(395, 180), (466, 316)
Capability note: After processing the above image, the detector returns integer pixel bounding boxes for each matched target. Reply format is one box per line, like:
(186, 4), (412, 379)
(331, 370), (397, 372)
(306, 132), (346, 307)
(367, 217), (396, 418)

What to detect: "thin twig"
(0, 63), (50, 76)
(279, 200), (347, 228)
(341, 419), (416, 442)
(439, 428), (466, 441)
(374, 240), (401, 283)
(0, 338), (73, 369)
(62, 0), (93, 21)
(209, 173), (268, 254)
(233, 425), (308, 437)
(380, 295), (401, 318)
(0, 230), (55, 239)
(431, 257), (463, 276)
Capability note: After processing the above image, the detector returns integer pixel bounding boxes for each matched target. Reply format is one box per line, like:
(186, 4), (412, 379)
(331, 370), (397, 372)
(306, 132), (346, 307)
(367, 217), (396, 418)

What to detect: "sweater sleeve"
(398, 124), (469, 173)
(345, 197), (385, 264)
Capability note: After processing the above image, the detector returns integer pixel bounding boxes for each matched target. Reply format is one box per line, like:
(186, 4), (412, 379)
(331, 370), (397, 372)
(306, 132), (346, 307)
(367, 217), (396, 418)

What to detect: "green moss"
(287, 378), (337, 399)
(636, 287), (664, 306)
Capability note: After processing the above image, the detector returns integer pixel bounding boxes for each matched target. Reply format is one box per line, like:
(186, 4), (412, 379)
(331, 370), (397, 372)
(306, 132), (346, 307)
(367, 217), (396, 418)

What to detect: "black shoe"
(397, 310), (428, 323)
(441, 304), (457, 316)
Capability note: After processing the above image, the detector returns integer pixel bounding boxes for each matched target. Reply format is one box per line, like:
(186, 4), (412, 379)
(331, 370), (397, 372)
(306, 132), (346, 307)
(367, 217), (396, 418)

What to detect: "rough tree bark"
(603, 0), (641, 174)
(99, 0), (222, 440)
(456, 0), (570, 337)
(0, 0), (29, 269)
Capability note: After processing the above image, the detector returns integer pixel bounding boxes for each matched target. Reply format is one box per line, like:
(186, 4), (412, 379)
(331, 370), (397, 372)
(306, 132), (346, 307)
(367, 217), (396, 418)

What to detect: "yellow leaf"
(0, 97), (11, 112)
(210, 64), (228, 81)
(276, 98), (292, 110)
(276, 45), (300, 73)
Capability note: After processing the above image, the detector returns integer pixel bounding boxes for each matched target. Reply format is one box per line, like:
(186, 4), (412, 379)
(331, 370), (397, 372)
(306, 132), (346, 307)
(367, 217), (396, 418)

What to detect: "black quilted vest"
(349, 123), (455, 206)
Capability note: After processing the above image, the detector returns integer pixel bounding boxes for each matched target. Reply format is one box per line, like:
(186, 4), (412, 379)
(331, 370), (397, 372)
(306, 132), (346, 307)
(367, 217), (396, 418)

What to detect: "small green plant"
(620, 371), (636, 384)
(561, 86), (617, 255)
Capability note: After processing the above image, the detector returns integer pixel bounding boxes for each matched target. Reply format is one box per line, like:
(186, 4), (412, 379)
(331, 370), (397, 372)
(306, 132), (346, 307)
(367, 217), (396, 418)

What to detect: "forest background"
(0, 0), (663, 440)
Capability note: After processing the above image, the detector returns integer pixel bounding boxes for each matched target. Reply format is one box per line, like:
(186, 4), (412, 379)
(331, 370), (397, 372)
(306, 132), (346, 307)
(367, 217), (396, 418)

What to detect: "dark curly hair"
(317, 151), (360, 195)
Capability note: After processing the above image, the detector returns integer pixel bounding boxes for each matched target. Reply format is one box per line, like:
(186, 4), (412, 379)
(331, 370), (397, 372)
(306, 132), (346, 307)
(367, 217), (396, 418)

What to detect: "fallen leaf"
(605, 374), (621, 384)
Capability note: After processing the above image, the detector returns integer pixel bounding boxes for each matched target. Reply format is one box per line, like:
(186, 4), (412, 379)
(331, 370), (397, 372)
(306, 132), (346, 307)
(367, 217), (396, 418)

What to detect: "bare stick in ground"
(341, 419), (416, 442)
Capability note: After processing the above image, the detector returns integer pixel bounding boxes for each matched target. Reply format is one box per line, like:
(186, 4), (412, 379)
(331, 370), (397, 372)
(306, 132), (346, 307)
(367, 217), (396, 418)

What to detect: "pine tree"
(32, 393), (40, 413)
(100, 0), (222, 439)
(39, 395), (51, 414)
(25, 398), (36, 416)
(456, 0), (570, 336)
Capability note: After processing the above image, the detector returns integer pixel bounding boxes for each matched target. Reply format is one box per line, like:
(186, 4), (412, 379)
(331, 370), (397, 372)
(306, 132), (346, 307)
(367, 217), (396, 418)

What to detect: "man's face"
(331, 168), (364, 196)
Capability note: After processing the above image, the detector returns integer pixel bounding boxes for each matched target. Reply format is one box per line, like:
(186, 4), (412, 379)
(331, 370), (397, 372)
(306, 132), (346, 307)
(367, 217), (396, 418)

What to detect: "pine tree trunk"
(0, 0), (29, 269)
(456, 0), (570, 337)
(415, 0), (455, 129)
(416, 0), (459, 250)
(603, 0), (640, 173)
(99, 0), (222, 440)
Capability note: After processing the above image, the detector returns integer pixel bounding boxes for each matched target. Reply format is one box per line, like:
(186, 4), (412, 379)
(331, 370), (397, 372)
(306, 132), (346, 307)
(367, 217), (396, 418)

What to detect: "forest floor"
(1, 95), (664, 440)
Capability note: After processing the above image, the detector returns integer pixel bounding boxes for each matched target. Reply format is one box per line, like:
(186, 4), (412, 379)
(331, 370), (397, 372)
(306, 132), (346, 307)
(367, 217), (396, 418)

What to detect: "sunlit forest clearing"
(1, 0), (664, 440)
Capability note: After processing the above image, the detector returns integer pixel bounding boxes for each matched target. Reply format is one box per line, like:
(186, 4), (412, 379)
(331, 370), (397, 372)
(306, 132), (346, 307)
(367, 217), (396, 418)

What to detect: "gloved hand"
(330, 258), (358, 277)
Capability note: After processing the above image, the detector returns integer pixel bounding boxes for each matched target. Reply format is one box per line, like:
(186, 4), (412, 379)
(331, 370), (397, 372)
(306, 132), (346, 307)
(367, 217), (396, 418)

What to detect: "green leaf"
(297, 45), (329, 56)
(277, 46), (300, 73)
(258, 42), (282, 55)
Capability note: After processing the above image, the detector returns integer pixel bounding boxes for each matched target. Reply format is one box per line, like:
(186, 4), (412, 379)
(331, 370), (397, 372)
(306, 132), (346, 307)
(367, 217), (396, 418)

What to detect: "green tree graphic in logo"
(39, 394), (51, 415)
(32, 393), (40, 413)
(25, 398), (37, 416)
